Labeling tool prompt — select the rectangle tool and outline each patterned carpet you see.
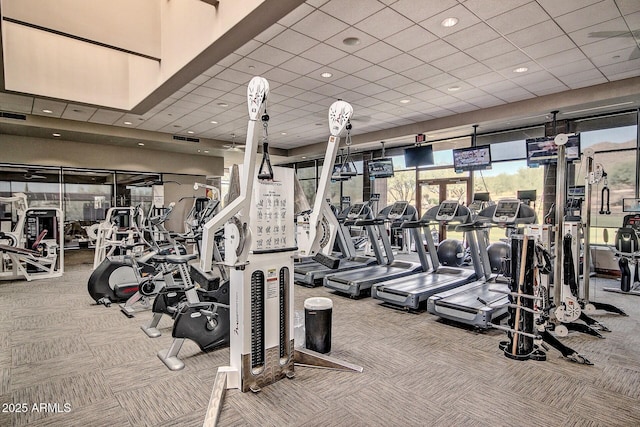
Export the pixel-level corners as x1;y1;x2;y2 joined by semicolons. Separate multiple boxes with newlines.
1;249;639;426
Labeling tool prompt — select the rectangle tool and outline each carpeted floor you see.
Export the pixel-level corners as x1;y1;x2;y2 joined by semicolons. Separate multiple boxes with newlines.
1;249;640;426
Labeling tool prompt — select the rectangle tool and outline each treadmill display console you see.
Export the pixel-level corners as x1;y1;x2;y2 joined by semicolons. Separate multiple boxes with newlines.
435;201;459;221
492;200;520;223
347;203;365;219
388;201;408;220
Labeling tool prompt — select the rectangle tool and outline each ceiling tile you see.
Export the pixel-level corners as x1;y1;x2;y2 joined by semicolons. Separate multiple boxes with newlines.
522;35;578;59
319;0;386;25
279;56;323;76
466;37;516;61
554;0;622;33
234;40;262;57
88;109;125;125
313;84;348;97
504;20;564;48
355;7;414;39
419;4;481;38
487;2;550;35
395;81;431;96
353;41;402;63
262;68;301;85
567;17;628;46
268;29;319;55
289;76;324;91
558;68;605;85
449;62;492;80
391;0;458;23
372;89;407;102
410;39;458;62
300;43;349;64
430;52;476;72
376;73;414;89
536;48;587;69
323;27;378;53
192;86;225;99
399;63;441;81
466;94;506;108
274;85;307;98
330;74;370;89
495;87;536;102
565;76;609;89
278;3;315;27
354;83;389;96
254;23;286;43
537;0;602;18
0;92;33;113
230;57;273;75
378;53;424;73
580;35;639;59
590;45;639;67
217;53;242;68
599;57;640;77
466;72;505;87
419;72;459;88
617;0;640;14
483;50;532;70
384;24;439;51
547;59;602;78
202;77;240;92
247;44;295;67
292;10;349;41
444;22;500;51
32;99;67;118
180;93;215;106
462;0;530;20
352;64;395;81
328;55;372;74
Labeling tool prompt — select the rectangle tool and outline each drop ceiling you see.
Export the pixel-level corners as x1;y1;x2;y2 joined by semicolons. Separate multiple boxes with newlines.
1;0;639;165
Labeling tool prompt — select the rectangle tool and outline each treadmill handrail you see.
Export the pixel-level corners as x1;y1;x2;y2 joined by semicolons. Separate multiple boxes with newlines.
354;218;385;226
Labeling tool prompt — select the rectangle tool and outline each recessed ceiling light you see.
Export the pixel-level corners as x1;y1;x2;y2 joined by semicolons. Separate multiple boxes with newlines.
124;121;133;125
52;133;61;137
343;37;361;46
447;86;461;92
281;132;287;135
441;17;458;28
302;156;307;159
42;109;53;114
210;120;218;124
138;142;145;146
321;72;333;78
187;130;195;134
204;150;209;153
400;99;410;104
217;102;228;107
513;67;528;73
198;149;201;153
248;65;255;70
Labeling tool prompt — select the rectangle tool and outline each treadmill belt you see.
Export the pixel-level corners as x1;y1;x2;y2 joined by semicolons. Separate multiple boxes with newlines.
437;283;509;312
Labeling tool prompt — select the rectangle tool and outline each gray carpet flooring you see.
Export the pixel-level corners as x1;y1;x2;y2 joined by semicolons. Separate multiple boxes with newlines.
1;249;640;426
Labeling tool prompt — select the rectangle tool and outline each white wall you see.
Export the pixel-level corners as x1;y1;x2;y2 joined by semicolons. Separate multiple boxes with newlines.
0;135;224;176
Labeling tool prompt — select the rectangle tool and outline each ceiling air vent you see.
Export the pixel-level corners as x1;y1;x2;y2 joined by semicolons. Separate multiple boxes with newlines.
173;135;200;143
0;111;27;120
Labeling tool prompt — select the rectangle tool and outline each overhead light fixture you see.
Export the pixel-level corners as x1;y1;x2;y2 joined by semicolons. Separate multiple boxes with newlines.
281;132;287;135
441;17;458;28
124;121;133;125
321;72;333;78
210;120;218;124
204;150;209;153
513;67;528;73
343;37;361;46
248;65;255;70
138;142;145;146
42;109;53;114
52;133;61;137
302;156;307;159
187;130;195;134
565;101;634;116
447;86;461;92
217;102;228;107
400;99;410;104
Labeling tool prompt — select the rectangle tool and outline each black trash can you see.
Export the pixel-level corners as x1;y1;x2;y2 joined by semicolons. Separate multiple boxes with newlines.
304;297;333;354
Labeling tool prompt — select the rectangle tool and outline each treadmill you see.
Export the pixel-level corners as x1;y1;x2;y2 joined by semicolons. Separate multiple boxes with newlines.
426;199;536;328
294;202;378;287
372;201;481;310
324;201;425;298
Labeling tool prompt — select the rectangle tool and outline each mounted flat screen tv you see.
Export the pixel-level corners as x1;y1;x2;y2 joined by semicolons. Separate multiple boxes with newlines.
526;134;580;167
404;145;434;167
452;145;492;173
367;158;394;179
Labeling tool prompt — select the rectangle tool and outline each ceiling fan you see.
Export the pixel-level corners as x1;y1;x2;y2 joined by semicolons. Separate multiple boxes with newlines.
588;29;640;60
23;169;47;180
